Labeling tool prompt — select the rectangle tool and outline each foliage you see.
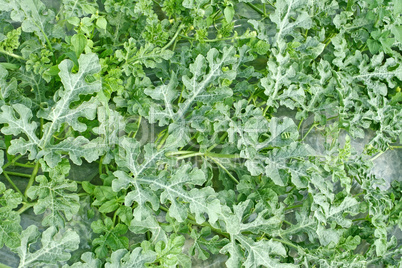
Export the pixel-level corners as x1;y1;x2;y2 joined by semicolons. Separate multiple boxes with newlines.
0;0;401;267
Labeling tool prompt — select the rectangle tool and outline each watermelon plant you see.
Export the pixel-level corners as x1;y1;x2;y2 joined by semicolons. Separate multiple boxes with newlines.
0;0;401;267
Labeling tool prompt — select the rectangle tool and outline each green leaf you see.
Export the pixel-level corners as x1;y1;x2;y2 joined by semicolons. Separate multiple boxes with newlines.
393;0;402;15
91;217;129;259
0;103;40;159
0;181;23;209
144;163;222;224
154;234;191;268
245;142;315;186
105;248;156;268
115;38;173;77
96;17;107;30
224;6;235;23
130;215;167;244
222;236;296;268
352;52;402;96
0;53;102;167
146;47;236;127
2;0;55;41
269;0;312;43
261;53;296;109
63;252;102;268
0;200;22;248
39;53;101;136
71;34;87;57
0;150;3;174
0;27;21;53
14;225;80;268
313;195;360;228
26;161;80;228
62;0;98;18
0;64;18;100
189;227;228;260
114;170;160;219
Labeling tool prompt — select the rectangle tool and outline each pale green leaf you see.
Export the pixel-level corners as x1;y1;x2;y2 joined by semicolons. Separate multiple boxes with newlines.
15;225;80;268
105;248;156;268
26;163;80;228
63;252;102;268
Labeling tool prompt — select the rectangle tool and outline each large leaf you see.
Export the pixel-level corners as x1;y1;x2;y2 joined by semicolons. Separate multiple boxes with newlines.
14;225;80;268
269;0;312;43
145;47;237;127
144;163;222;224
0;0;55;41
0;53;102;167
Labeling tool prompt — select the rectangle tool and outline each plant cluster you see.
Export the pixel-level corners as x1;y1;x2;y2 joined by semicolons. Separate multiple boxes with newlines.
0;0;401;267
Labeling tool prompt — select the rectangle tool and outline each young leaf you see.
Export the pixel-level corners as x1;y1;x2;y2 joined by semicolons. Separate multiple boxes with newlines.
0;182;22;248
26;161;80;228
91;217;129;259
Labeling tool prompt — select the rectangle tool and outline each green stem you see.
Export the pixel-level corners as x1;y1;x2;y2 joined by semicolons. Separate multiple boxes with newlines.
3;171;31;178
297;118;304;131
155;129;167;144
301;123;318;141
17;202;35;214
24;161;40;199
208;157;239;184
263;105;269;117
113;210;117;225
352;217;370;222
188;218;230;239
282;220;292;225
165;151;198;156
272;238;300;250
206;132;228;152
0;262;12;268
161;24;185;51
167;150;241;160
132;116;142;139
326;115;338;121
246;3;265;16
370;145;401;162
370;151;384;162
285;204;303;211
205;152;241;159
3;172;27;202
2;155;23;170
99;155;104;175
13;162;35;168
324;33;336;48
0;49;25;61
157;131;169;150
176;152;204;160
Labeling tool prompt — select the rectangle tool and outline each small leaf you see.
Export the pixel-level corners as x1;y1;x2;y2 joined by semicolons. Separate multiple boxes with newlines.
224;6;235;23
105;248;156;268
71;33;87;57
96;17;107;30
